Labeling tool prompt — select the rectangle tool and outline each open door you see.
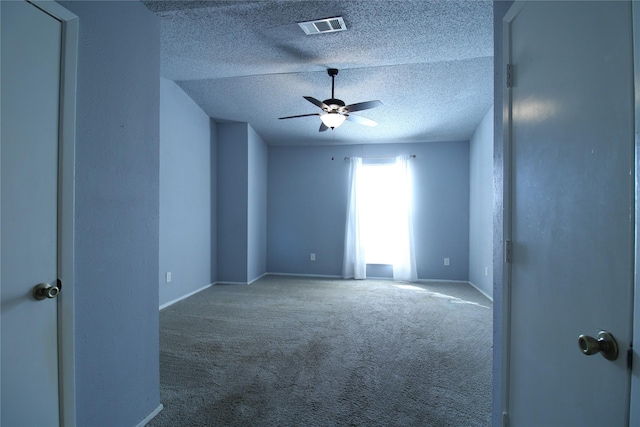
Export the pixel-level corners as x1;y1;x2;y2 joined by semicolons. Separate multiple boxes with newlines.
0;1;77;425
504;1;634;425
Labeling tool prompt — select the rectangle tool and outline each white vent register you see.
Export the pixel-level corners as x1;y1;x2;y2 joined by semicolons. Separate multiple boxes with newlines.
298;17;346;35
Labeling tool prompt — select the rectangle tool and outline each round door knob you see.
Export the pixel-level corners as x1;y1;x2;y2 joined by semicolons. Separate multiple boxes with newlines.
33;281;60;300
578;331;618;361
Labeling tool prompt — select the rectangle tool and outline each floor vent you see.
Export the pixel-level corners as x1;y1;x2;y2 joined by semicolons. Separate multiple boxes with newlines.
298;17;346;35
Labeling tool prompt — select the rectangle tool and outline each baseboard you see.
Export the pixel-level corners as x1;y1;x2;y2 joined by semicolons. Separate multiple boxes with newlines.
266;272;342;279
159;283;214;310
267;274;475;283
416;279;471;285
136;404;163;427
216;280;249;285
467;280;493;302
249;272;268;284
217;273;268;286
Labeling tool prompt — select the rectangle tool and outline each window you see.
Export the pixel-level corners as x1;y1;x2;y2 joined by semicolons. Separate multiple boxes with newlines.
343;156;417;281
358;161;407;264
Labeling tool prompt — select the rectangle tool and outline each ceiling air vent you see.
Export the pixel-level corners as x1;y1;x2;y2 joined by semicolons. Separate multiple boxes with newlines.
298;17;346;35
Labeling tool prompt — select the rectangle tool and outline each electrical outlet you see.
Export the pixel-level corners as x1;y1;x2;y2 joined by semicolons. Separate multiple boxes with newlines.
310;253;316;261
166;272;172;283
444;258;450;266
485;266;489;276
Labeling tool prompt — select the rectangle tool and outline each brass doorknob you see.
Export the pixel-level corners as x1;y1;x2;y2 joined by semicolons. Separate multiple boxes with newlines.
578;331;618;361
33;281;61;300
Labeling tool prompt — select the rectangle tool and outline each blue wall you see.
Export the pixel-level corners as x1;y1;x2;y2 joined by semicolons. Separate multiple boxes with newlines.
159;78;216;307
217;122;268;283
247;125;268;281
217;123;249;283
59;1;161;425
267;145;351;276
469;106;494;298
267;142;470;281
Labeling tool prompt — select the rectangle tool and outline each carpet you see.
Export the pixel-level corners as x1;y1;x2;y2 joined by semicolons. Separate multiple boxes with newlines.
149;276;492;426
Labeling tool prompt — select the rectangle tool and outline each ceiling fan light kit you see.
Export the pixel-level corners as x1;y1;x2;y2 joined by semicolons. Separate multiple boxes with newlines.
279;68;382;132
320;112;346;129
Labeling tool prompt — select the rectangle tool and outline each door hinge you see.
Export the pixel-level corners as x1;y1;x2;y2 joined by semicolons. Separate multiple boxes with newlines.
505;240;512;264
628;342;633;372
506;64;513;88
502;411;509;427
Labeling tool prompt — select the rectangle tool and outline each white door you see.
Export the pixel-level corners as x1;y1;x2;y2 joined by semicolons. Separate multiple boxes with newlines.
506;1;634;425
1;1;63;425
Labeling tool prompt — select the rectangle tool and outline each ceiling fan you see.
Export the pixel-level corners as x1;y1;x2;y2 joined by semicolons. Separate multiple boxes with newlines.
278;68;382;132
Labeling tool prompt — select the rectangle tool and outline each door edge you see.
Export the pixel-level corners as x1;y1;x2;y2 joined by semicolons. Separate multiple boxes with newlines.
28;2;78;426
631;1;640;425
499;2;526;425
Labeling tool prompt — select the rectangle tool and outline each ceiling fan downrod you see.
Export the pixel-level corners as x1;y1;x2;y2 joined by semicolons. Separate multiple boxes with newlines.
328;68;338;100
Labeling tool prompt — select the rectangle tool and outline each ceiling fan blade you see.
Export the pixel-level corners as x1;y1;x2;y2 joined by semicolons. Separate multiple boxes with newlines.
304;96;329;110
319;122;329;132
345;100;383;113
278;113;320;120
345;114;377;127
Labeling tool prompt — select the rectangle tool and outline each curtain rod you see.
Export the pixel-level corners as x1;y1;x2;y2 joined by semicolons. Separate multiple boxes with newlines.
342;154;417;161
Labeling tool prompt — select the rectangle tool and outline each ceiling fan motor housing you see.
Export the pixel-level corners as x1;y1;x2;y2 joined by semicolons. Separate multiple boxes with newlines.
323;98;346;112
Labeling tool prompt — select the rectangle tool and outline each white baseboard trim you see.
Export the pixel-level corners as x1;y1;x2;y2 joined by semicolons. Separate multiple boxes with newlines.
467;280;494;302
416;279;471;285
136;404;163;427
266;272;343;279
216;280;249;285
249;272;268;284
159;283;214;310
266;274;477;283
217;272;269;286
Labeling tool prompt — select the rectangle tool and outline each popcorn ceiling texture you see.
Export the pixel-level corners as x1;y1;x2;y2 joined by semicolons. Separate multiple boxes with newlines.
144;0;493;145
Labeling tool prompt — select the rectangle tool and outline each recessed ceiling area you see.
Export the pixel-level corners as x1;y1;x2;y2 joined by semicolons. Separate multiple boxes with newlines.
143;0;494;145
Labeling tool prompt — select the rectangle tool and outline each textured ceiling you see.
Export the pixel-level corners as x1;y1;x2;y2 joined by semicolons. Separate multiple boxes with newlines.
144;0;494;145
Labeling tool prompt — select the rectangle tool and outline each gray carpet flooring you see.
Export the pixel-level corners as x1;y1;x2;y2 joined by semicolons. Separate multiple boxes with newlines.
150;276;492;427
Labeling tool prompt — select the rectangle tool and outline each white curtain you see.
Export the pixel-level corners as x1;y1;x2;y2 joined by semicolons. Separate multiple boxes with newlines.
342;155;417;282
391;156;417;282
342;157;366;279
